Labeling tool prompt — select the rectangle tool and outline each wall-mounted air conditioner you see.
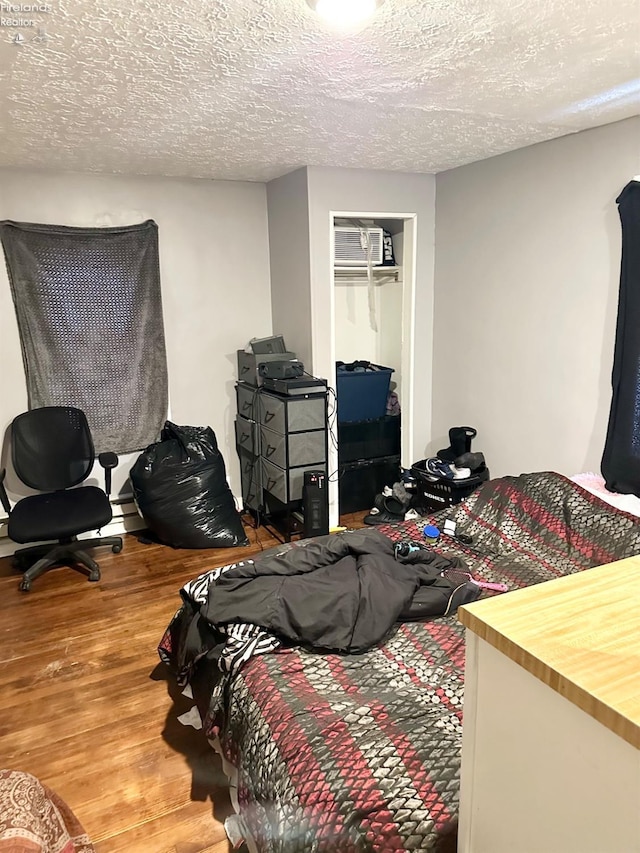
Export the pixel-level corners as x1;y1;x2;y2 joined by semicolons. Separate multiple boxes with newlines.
334;226;384;266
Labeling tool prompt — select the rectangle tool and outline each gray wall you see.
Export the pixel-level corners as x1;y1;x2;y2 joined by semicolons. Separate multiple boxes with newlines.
266;167;313;367
3;116;634;517
433;116;640;479
0;168;272;502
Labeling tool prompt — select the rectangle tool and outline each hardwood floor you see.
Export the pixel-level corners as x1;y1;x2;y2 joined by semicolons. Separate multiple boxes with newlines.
0;515;365;852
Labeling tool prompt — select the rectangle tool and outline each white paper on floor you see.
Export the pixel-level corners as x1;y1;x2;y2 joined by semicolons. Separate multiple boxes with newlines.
177;706;202;730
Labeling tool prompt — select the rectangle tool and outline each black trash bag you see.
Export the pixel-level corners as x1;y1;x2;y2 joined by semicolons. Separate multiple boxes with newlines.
130;421;248;549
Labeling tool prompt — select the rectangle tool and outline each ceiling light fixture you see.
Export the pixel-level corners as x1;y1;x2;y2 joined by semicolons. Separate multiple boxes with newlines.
306;0;385;30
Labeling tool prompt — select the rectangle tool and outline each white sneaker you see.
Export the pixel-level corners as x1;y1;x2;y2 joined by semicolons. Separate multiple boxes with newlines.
452;467;471;480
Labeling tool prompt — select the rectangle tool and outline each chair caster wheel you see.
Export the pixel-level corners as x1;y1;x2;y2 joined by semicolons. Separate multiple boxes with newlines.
19;579;31;592
112;543;122;554
88;571;100;582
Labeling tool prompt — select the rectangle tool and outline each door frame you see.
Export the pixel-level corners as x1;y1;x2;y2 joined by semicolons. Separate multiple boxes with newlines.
327;210;418;525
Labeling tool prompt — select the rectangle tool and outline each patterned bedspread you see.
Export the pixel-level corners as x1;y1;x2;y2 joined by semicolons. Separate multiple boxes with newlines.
159;472;640;852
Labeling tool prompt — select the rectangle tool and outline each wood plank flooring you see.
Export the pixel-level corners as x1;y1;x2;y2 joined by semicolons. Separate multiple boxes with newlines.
0;515;365;852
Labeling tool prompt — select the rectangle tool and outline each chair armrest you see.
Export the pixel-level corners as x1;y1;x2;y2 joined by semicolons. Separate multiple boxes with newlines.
98;452;119;498
0;468;11;515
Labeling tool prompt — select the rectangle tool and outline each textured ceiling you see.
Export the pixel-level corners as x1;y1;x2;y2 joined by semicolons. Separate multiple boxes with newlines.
0;0;638;181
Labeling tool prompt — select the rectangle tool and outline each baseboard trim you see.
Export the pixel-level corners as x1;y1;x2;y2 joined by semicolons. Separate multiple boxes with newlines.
0;492;245;558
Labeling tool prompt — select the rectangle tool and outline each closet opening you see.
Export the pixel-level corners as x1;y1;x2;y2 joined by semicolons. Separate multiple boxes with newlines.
329;212;417;522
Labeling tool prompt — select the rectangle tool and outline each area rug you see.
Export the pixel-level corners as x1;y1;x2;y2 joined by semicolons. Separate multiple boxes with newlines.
0;770;95;853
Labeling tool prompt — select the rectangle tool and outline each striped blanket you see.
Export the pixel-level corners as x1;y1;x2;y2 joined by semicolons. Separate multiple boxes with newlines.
159;472;640;852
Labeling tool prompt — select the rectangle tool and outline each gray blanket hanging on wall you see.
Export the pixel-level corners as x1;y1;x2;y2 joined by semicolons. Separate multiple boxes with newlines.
0;219;168;453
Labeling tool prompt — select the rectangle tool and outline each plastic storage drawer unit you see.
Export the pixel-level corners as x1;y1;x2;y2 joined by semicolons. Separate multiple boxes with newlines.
338;415;400;462
338;454;401;514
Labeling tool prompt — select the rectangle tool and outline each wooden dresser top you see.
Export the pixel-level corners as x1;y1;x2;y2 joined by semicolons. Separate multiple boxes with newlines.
459;557;640;748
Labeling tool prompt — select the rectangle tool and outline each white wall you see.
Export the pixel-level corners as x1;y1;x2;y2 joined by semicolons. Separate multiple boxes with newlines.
266;168;313;368
0;168;272;512
433;117;640;479
333;277;403;375
306;167;436;460
334;227;404;388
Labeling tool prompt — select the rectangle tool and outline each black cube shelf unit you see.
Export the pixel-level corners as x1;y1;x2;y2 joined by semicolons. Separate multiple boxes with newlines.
338;415;401;514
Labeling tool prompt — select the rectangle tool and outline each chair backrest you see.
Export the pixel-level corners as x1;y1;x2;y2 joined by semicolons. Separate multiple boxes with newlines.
11;407;95;491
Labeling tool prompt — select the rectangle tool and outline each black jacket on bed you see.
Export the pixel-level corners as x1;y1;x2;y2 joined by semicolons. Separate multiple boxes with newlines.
200;529;479;654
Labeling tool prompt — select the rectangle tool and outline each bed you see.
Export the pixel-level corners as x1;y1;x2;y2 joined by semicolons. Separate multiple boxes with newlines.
158;471;640;852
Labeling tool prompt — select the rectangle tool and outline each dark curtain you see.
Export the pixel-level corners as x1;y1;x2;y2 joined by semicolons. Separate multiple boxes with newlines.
601;181;640;494
0;219;168;454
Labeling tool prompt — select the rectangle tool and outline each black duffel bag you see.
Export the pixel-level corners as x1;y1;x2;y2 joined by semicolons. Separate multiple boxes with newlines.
130;421;248;548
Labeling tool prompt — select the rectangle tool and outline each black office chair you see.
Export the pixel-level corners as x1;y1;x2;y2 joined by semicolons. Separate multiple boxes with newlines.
0;406;122;592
